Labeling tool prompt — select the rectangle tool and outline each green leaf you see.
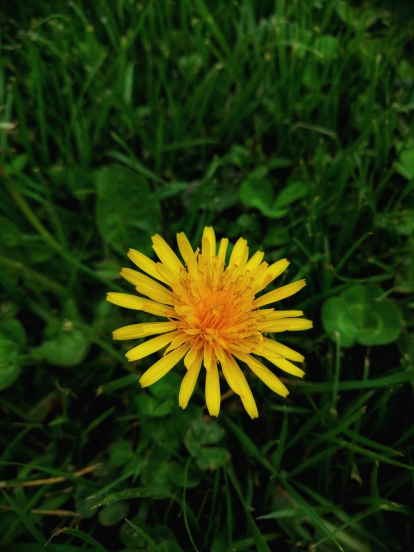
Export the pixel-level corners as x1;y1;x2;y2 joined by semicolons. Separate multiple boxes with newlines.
169;461;201;488
374;211;414;237
99;501;130;527
92;488;169;510
8;154;29;174
75;484;98;518
314;35;339;61
93;259;122;281
141;458;174;494
257;506;333;520
150;371;182;399
293;371;414;393
227;467;272;552
155;528;183;552
279;479;343;551
55;528;108;552
0;335;21;392
119;516;148;548
234;214;261;238
32;326;90;367
185;418;230;470
335;1;359;26
321;285;401;347
96;165;160;254
109;440;134;467
225;417;275;474
268;157;292;169
272;182;308;209
124;519;161;552
97;374;140;395
341;284;380;304
154;182;189;200
0;317;26;391
239;178;287;219
321;297;358;347
185;419;225;456
240;178;273;212
196;446;230;470
396;148;414;180
263;227;289;247
0;217;22;247
1;490;46;546
336;440;414;472
272;410;288;473
356;301;401;346
0;319;27;349
138;394;175;417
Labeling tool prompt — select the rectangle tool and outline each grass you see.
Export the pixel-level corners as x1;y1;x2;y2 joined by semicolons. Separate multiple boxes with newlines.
1;0;414;550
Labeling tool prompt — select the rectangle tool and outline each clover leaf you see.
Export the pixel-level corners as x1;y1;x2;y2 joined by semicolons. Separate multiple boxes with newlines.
185;419;230;470
322;284;401;347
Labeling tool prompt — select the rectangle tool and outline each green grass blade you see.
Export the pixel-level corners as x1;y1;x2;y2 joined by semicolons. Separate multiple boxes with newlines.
278;479;343;551
227;465;272;552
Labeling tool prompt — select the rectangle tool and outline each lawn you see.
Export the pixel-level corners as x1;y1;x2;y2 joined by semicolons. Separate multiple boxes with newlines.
1;1;414;551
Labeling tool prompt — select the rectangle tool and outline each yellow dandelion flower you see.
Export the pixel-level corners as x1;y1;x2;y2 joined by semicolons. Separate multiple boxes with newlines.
107;227;312;419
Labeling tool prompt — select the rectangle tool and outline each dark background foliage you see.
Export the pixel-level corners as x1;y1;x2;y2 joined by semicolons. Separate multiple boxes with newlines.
0;1;413;550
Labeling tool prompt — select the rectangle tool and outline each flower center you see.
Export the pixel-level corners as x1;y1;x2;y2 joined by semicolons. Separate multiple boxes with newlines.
171;265;263;356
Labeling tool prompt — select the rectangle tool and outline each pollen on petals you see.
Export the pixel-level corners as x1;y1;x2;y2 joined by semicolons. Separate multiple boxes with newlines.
108;227;312;418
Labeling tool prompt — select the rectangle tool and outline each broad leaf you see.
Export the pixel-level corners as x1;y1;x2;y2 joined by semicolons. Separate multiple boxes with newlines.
322;285;401;347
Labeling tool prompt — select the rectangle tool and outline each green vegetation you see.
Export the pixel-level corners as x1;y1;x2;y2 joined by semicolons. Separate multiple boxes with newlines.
1;1;414;550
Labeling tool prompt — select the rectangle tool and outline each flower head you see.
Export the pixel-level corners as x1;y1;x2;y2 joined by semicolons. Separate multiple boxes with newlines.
107;227;312;418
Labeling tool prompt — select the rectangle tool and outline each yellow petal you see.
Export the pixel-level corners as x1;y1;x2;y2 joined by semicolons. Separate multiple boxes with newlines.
248;262;269;287
288;319;313;330
106;293;174;318
253;279;307;308
140;343;190;388
120;268;173;305
152;234;184;276
156;262;180;286
254;259;290;292
202;236;212;274
127;249;168;284
197;253;208;283
229;237;248;270
113;321;176;340
240;394;258;419
184;345;199;369
165;332;194;354
211;340;226;365
217;238;229;268
263;338;304;362
126;331;180;361
106;293;147;310
262;310;304;320
220;358;238;394
253;346;282;359
177;232;195;264
258;319;313;332
222;353;258;419
203;227;216;256
205;359;220;417
204;341;213;371
179;349;203;409
244;250;264;272
261;356;305;378
140;301;176;318
235;353;289;397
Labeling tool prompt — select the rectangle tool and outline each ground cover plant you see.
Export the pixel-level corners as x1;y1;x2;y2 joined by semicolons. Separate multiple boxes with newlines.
1;0;414;550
